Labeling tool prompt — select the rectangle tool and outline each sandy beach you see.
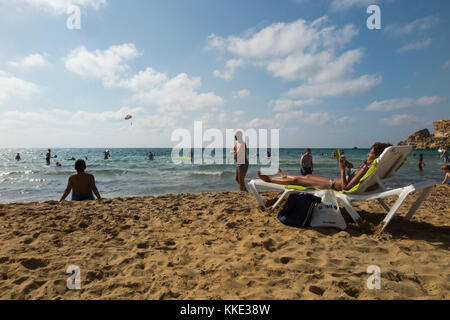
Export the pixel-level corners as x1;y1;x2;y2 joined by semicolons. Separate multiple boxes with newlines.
0;185;448;300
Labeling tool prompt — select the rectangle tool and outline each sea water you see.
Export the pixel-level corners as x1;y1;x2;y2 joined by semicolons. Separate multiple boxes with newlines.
0;148;445;203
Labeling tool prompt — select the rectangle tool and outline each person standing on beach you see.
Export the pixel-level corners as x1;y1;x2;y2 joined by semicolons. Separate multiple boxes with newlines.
231;131;248;192
15;153;21;161
441;164;450;184
60;159;101;201
46;149;51;165
417;154;425;171
300;148;313;176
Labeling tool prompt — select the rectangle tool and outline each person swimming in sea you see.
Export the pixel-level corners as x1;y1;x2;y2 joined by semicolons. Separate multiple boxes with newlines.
417;154;425;171
60;159;102;201
258;142;391;191
148;152;154;160
56;162;62;167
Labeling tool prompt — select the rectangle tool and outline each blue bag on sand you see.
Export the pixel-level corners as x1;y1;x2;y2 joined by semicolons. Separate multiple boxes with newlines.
278;193;322;227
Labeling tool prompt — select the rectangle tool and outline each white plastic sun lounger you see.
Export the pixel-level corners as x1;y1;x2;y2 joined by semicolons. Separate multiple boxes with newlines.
248;146;436;233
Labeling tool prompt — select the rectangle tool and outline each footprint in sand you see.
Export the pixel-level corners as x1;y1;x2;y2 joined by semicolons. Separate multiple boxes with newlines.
20;258;48;270
309;285;325;296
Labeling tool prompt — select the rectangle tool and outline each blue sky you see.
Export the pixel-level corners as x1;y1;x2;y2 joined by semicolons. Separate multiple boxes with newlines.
0;0;449;148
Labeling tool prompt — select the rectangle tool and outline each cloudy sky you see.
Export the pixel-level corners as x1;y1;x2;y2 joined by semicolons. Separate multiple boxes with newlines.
0;0;449;148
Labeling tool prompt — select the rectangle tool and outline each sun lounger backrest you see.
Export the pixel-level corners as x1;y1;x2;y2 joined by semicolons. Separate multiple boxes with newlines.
376;146;412;180
349;146;412;195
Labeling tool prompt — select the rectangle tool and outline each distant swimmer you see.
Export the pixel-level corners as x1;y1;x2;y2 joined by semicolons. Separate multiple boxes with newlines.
46;149;51;165
148;152;154;160
56;162;62;167
441;149;449;162
15;153;21;161
60;159;102;202
267;151;271;158
104;150;110;160
85;157;88;160
67;157;76;161
417;154;425;172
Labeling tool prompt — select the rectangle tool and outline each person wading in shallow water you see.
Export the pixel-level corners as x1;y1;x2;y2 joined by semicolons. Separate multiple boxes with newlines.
60;159;102;201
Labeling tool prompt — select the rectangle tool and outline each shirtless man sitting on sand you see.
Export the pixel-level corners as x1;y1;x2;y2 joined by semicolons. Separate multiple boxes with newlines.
60;159;102;201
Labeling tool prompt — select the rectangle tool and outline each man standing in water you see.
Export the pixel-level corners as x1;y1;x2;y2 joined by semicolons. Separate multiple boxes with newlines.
300;148;314;176
46;149;51;165
231;131;249;192
15;153;21;161
104;150;110;160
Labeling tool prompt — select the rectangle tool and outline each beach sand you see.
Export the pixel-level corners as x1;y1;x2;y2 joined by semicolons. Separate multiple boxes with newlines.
0;185;448;300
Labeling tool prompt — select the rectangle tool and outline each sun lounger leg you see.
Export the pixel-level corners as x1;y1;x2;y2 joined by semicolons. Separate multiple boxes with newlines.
248;182;265;210
404;186;433;221
272;190;289;209
339;197;361;225
379;189;410;233
377;199;390;213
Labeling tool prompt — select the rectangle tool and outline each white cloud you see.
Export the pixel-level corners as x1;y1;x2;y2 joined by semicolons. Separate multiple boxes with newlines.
64;44;224;114
269;98;318;112
397;39;432;53
287;74;382;98
232;89;250;99
0;70;40;104
366;96;446;111
8;53;47;68
208;17;380;97
63;43;141;87
336;116;356;124
118;67;224;112
385;15;440;37
381;114;422;126
0;0;107;14
330;0;378;11
213;58;243;80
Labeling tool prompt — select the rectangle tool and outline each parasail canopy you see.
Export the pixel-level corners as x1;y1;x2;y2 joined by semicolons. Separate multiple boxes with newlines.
124;114;132;120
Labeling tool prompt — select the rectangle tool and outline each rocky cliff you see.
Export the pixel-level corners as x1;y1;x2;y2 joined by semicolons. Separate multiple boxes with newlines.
398;120;450;150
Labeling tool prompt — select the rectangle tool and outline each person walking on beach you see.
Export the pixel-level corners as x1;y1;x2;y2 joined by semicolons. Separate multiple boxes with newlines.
60;159;101;201
300;148;313;176
441;164;450;184
45;149;51;165
417;154;425;171
15;153;21;161
231;131;248;192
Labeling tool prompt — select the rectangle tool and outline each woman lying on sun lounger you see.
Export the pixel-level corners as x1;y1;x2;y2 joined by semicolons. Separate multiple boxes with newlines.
258;142;392;191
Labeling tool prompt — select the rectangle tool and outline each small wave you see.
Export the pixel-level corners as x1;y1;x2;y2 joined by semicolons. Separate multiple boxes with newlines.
191;171;224;176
